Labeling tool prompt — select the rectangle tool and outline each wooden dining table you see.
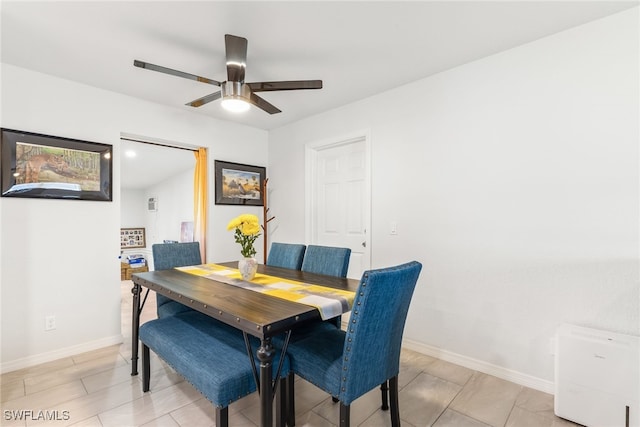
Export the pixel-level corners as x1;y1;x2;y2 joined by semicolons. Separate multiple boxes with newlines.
130;262;359;427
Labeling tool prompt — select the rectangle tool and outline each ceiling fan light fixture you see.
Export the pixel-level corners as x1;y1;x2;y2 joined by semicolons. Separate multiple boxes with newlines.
221;81;251;113
221;98;250;113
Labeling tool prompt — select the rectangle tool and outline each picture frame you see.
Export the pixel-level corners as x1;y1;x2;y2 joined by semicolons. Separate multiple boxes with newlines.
1;128;113;201
215;160;265;206
121;227;146;249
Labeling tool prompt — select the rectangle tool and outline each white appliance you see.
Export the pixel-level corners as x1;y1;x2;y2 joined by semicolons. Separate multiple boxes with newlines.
555;323;639;427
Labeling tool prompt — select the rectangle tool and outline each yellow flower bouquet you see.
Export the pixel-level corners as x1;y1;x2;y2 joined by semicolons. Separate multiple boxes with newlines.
227;214;261;258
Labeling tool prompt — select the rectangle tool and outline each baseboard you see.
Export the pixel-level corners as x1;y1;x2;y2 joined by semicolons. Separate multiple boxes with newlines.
402;338;555;394
0;334;123;374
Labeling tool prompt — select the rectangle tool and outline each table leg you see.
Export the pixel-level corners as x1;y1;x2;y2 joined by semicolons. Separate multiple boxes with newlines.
130;282;141;376
257;337;275;427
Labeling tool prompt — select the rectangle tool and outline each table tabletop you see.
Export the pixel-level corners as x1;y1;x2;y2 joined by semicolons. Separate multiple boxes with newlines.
131;261;359;339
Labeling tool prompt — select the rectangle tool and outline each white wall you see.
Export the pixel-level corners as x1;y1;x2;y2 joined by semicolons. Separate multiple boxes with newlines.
144;168;194;247
121;188;146;229
0;64;268;370
268;9;639;390
121;188;151;263
142;168;194;269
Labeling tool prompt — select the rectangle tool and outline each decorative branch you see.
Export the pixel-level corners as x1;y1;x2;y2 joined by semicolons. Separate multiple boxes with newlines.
261;178;276;264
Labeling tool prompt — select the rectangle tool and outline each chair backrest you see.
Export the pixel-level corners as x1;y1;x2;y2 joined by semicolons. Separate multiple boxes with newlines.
339;261;422;405
152;242;202;311
152;242;202;271
301;245;351;277
266;242;306;270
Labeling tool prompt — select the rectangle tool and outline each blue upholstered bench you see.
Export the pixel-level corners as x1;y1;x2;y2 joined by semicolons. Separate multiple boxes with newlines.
139;311;289;427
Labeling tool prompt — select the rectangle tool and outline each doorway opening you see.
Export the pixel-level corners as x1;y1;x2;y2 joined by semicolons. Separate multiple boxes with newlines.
119;134;199;271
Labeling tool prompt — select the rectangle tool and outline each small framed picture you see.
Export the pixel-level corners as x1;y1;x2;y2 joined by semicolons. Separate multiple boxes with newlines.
121;227;146;249
214;160;265;206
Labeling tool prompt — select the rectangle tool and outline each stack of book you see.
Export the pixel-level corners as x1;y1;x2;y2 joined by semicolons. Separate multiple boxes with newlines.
127;254;146;268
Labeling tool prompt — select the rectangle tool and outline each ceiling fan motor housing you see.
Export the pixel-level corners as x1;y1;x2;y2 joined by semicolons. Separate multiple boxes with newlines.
222;81;251;101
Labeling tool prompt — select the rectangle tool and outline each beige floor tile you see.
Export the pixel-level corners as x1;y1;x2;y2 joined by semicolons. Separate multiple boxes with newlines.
26;377;145;426
450;372;522;427
140;414;181;427
1;381;87;414
423;359;474;387
237;391;294;427
311;387;388;427
67;415;103;426
506;406;556;427
1;379;25;403
226;393;260;417
24;354;127;395
0;409;28;427
291;409;336;427
98;381;202;427
400;349;438;371
82;364;140;394
358;407;417;427
72;345;122;365
398;365;423;390
167;398;214;427
432;409;490;427
1;357;75;384
517;387;557;417
290;377;332;416
145;365;186;392
398;372;461;427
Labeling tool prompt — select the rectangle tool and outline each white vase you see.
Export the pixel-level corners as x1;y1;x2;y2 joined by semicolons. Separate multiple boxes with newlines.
238;257;258;281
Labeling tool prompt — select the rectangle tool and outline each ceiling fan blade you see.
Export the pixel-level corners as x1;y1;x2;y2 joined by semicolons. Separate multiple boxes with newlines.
225;34;248;83
249;93;281;114
186;91;222;108
248;80;323;92
134;60;221;86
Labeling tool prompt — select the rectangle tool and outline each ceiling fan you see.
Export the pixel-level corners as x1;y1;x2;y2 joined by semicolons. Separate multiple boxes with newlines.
134;34;322;114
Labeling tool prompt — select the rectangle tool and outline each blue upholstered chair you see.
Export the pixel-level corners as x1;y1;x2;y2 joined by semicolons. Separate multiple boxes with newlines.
286;261;422;427
282;244;352;422
301;245;351;330
301;245;351;277
140;311;289;427
152;242;201;317
266;242;306;270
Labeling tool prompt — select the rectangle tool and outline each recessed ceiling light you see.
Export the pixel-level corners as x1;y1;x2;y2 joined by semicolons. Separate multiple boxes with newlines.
125;150;137;158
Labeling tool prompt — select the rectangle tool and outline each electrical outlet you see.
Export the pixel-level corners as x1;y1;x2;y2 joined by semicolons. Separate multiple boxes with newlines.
45;315;56;331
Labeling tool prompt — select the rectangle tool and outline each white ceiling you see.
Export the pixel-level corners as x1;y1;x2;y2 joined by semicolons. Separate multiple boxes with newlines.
120;137;195;190
2;1;637;188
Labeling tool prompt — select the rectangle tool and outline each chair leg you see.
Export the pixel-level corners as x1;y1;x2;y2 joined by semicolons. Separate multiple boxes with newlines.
286;373;296;427
215;406;229;427
142;343;150;392
380;380;389;410
389;376;401;427
339;403;350;427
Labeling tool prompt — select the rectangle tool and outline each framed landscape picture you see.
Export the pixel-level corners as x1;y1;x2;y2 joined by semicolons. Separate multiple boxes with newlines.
0;128;113;201
214;160;265;206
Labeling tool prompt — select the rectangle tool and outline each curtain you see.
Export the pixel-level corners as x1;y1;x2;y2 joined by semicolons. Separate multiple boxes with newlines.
193;148;208;262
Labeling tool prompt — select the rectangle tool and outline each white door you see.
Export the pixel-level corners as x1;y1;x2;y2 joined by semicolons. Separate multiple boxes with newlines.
306;134;371;279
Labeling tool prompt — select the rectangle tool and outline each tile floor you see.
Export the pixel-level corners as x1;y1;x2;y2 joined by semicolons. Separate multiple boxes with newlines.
0;282;582;427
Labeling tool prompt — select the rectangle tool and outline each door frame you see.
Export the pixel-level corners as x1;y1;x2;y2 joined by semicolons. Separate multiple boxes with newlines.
304;129;372;274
